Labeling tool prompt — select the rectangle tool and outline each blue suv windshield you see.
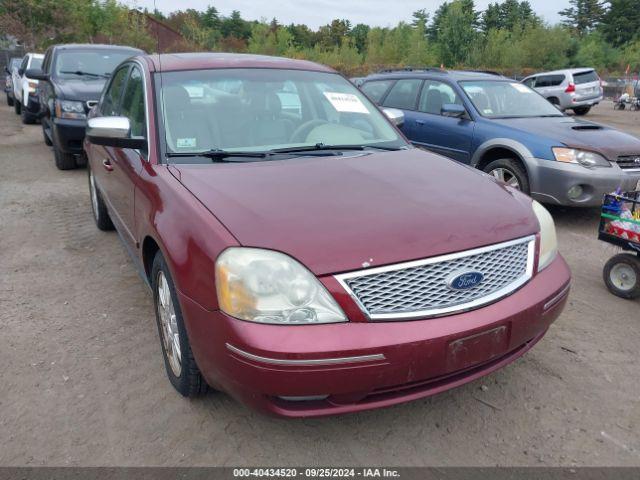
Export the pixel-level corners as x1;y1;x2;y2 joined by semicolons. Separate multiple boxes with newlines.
460;80;563;118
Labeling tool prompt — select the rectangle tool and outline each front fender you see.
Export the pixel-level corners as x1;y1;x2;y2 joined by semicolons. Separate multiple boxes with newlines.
470;138;534;169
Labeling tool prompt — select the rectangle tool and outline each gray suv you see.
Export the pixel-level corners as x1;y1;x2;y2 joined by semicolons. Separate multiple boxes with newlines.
522;68;603;115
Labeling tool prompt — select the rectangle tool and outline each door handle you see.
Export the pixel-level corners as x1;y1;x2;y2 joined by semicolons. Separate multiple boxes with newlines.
102;159;113;172
415;119;426;125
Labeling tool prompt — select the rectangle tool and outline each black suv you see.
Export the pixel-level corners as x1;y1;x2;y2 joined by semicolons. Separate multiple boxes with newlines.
27;44;143;170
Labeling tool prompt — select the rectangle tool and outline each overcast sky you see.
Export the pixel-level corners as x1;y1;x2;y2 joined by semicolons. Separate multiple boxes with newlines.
125;0;571;29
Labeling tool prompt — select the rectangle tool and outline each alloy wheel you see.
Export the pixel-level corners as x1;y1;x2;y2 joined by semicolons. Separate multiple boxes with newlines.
157;271;182;377
490;167;521;190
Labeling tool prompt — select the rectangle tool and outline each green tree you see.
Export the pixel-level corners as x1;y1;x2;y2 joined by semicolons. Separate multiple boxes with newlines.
436;0;479;66
559;0;605;35
600;0;640;47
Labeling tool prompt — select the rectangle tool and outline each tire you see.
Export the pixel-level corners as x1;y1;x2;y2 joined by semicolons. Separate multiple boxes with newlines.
548;97;560;107
87;164;114;231
42;123;53;146
573;106;591;116
603;254;640;300
53;137;77;170
14;98;21;115
614;102;626;110
6;93;13;107
151;251;208;397
21;105;36;124
482;158;530;194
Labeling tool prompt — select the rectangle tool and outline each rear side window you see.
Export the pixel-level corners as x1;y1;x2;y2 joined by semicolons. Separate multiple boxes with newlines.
382;79;422;110
534;75;565;87
360;80;393;103
573;70;598;85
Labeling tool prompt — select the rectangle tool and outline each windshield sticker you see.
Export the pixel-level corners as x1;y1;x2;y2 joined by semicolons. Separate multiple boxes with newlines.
323;92;369;114
176;138;197;148
184;85;204;98
511;83;532;93
483;109;494;115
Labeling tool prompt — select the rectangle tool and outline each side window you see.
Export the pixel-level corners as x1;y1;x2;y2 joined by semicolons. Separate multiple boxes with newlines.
535;75;564;87
418;80;462;115
382;79;422;110
100;66;129;116
360;80;394;104
523;77;536;88
120;66;146;139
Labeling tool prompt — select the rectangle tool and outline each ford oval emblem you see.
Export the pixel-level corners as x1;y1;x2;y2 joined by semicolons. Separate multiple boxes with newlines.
447;271;484;290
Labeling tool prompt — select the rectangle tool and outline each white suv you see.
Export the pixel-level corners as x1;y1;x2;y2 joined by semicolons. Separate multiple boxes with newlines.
12;53;44;124
522;68;603;116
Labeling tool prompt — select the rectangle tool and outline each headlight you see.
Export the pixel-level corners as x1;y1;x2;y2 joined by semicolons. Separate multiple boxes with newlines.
532;200;557;270
55;100;86;120
215;247;347;325
552;147;610;168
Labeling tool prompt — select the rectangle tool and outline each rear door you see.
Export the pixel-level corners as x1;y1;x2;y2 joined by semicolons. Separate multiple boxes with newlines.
531;74;565;99
410;79;474;164
572;70;601;101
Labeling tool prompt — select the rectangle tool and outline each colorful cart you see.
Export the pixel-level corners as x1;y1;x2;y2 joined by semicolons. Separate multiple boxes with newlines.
598;190;640;299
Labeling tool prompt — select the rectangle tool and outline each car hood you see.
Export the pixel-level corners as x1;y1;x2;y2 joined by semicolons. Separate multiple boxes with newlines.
171;149;538;276
492;116;640;160
55;77;107;102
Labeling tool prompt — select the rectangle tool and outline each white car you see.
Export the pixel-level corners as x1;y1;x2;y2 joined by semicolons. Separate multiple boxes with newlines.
12;53;44;124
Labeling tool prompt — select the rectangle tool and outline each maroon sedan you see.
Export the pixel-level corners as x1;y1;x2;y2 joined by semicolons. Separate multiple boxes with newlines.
84;53;571;417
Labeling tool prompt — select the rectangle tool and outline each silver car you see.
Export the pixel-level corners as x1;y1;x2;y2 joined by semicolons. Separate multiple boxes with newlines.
522;68;603;116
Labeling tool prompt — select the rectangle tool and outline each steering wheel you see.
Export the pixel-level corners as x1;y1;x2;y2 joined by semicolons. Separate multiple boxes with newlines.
290;119;328;143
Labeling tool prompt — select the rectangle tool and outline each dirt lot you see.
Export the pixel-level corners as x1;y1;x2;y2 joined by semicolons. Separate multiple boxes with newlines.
1;101;639;467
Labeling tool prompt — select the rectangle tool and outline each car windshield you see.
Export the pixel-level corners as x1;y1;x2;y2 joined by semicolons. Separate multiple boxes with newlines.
460;80;563;118
54;50;136;78
158;68;407;160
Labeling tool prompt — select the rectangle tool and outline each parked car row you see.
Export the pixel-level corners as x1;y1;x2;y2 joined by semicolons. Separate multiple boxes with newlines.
356;68;640;207
10;46;636;417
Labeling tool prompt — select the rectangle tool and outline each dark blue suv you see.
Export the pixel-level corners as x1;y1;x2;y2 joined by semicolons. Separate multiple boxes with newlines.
360;68;640;206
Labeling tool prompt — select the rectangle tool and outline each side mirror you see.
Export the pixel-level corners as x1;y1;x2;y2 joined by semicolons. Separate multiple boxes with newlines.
25;69;49;81
86;116;146;149
18;68;24;76
441;104;466;118
382;107;405;127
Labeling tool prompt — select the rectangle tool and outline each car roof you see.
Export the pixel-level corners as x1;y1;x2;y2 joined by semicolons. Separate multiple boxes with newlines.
141;52;335;74
527;68;595;77
51;43;144;53
363;68;510;82
26;53;44;59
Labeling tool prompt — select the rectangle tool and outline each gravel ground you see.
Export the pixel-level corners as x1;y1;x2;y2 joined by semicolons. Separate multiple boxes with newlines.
0;101;639;467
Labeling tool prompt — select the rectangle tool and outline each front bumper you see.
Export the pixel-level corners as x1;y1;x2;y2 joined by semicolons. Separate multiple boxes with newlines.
180;255;571;417
52;117;87;154
24;94;40;114
529;158;640;207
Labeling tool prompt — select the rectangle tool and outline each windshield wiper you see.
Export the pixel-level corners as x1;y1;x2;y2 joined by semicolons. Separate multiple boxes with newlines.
166;149;268;161
59;70;108;78
270;143;402;154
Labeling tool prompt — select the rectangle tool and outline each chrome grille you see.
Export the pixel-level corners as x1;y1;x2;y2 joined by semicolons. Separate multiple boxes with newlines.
336;236;535;320
617;155;640;170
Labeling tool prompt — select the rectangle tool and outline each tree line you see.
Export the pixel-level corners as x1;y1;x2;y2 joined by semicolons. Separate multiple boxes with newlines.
1;0;639;76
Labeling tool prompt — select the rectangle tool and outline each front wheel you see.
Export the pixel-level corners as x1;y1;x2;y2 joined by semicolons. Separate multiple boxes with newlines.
13;98;21;115
482;158;530;194
6;93;13;107
152;252;208;397
21;105;36;124
42;123;53;146
603;254;640;299
573;106;591;116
